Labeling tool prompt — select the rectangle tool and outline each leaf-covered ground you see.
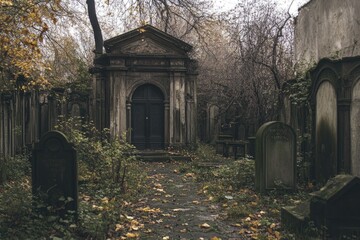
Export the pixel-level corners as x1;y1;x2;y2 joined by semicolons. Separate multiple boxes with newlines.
111;159;312;240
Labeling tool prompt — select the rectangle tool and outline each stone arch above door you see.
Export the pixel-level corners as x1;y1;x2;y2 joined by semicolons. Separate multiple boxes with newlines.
130;84;165;149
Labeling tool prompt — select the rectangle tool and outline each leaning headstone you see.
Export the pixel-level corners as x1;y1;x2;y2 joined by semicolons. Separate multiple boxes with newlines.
255;121;296;193
32;131;78;216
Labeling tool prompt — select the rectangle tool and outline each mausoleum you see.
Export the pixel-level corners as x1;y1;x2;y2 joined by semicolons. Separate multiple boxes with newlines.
91;25;198;149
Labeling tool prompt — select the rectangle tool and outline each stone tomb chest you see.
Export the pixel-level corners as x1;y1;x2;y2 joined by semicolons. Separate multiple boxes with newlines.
310;175;360;236
92;25;197;149
255;121;296;193
282;175;360;237
32;131;77;215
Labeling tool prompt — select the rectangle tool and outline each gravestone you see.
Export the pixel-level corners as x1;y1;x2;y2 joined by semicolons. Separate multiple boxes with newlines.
282;175;360;238
32;131;78;216
255;121;296;193
310;175;360;237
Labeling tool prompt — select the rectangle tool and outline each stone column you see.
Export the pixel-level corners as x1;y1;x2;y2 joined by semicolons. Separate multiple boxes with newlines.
164;101;170;147
126;101;131;142
338;100;351;173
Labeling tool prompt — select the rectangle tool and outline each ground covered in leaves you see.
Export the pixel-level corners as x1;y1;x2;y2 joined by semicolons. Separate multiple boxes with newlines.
111;158;313;240
1;144;318;239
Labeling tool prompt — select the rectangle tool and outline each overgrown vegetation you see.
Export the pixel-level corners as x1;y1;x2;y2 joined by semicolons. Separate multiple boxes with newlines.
188;144;319;239
0;117;146;239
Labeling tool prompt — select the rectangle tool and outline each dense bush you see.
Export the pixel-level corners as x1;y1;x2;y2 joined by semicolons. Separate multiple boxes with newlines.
0;117;146;239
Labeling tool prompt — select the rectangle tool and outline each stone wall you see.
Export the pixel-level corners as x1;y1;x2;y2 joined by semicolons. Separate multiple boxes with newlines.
295;0;360;64
0;89;89;164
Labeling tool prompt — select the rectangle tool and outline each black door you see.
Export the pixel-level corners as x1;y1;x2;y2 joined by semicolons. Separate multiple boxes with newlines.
131;84;164;149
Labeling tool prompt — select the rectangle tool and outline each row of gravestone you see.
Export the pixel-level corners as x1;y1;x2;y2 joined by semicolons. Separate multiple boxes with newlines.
31;125;360;237
255;121;360;238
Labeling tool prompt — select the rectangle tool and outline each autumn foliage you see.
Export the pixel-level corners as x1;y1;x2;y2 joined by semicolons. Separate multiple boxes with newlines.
0;0;61;91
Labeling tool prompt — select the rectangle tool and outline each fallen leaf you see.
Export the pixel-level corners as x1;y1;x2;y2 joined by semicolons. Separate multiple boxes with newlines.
136;206;161;213
185;173;195;178
173;208;190;212
163;236;170;240
231;223;242;227
239;229;246;234
115;224;124;232
200;223;211;229
125;232;138;238
211;237;222;240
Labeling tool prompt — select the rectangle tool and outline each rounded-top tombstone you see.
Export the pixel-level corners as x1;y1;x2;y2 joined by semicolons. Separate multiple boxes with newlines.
32;131;77;216
255;121;296;193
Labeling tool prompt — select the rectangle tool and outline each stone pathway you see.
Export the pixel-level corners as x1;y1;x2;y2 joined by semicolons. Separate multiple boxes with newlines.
128;161;241;240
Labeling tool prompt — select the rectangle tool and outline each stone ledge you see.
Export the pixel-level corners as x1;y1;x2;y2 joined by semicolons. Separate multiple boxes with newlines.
281;201;310;234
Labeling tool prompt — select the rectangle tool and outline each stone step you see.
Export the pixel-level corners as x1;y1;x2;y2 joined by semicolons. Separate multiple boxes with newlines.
135;151;192;162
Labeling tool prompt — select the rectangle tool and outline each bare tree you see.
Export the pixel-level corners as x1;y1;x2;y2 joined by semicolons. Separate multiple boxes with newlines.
226;0;295;124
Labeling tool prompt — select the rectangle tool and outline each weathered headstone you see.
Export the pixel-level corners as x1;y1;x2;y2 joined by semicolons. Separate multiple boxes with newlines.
255;121;296;193
32;131;78;216
282;175;360;238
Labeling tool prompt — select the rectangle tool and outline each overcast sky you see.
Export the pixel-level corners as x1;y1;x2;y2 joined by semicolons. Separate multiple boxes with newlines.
215;0;310;16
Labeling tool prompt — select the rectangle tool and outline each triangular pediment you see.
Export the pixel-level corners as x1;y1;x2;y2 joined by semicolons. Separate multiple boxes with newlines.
104;25;192;56
113;37;178;55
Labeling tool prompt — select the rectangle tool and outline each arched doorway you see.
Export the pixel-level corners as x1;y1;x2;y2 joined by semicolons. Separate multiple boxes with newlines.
131;84;164;149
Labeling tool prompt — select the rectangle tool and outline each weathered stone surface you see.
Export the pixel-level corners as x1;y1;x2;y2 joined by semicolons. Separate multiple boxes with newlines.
283;175;360;237
281;201;310;234
255;121;296;193
32;131;78;215
94;25;197;149
295;0;360;63
351;81;360;176
315;81;337;183
310;175;360;235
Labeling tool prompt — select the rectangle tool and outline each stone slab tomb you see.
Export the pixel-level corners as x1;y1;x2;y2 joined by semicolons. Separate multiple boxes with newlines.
32;131;78;216
282;175;360;237
255;121;296;193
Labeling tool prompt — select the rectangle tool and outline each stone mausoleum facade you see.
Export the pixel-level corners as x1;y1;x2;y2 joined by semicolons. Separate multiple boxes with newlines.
294;0;360;181
91;25;197;149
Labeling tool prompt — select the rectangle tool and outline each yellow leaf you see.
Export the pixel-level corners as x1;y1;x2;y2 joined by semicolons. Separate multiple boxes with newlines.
211;237;222;240
125;232;138;238
115;224;124;231
200;223;211;229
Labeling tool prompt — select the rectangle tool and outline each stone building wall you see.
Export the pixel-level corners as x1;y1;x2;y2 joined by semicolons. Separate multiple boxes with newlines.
295;0;360;64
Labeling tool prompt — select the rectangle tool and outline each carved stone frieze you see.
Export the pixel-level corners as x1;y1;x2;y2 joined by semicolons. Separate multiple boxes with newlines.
120;38;176;55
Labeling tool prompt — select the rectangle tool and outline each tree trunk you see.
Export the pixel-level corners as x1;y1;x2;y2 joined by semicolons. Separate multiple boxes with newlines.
86;0;103;56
